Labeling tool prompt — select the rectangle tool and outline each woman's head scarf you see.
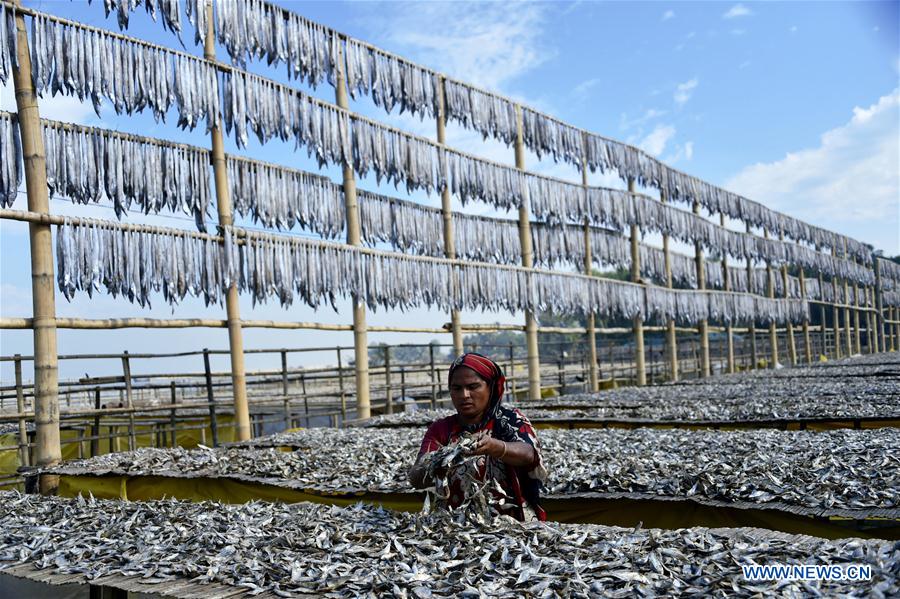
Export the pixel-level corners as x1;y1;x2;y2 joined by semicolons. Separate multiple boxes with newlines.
448;352;516;440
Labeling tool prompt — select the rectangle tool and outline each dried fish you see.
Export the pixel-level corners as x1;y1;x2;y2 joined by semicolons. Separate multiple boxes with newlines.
47;426;900;514
0;112;21;208
41;119;211;229
521;107;585;167
3;492;898;597
443;79;517;145
29;13;217;130
351;117;444;194
0;2;17;86
87;0;184;39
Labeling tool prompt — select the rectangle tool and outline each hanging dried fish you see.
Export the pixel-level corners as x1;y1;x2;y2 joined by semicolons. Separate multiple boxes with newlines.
526;173;586;223
56;219;226;307
87;0;184;39
442;79;517;145
227;156;345;236
0;112;22;208
350;116;444;194
215;0;338;88
358;190;443;256
521;107;585;167
446;149;523;210
29;13;218;130
222;69;350;166
41;119;211;229
0;2;17;86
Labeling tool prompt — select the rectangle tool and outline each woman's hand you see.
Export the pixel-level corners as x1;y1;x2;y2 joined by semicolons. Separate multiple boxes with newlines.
468;432;537;467
470;433;505;459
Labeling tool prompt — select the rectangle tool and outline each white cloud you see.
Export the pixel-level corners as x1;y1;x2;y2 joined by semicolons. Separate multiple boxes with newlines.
723;4;753;19
730;28;746;36
662;10;675;21
674;78;699;106
639;124;677;157
739;60;752;69
684;141;694;160
725;89;900;254
619;108;667;131
790;25;798;33
359;2;553;89
573;77;602;100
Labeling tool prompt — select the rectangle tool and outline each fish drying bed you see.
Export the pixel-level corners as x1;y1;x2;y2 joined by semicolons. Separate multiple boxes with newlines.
361;356;900;430
1;491;898;598
42;427;900;539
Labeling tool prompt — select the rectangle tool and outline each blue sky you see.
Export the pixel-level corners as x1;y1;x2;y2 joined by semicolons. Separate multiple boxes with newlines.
1;0;898;380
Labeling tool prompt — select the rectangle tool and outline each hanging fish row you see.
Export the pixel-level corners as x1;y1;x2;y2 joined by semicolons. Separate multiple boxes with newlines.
54;219;809;325
42;119;211;229
0;112;21;208
878;257;900;284
0;3;17;86
884;290;900;307
28;12;218;130
85;0;204;44
226;156;344;237
56;218;228;308
73;0;872;262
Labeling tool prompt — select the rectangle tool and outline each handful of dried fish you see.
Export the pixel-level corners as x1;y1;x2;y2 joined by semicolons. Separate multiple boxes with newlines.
420;433;496;524
1;492;897;597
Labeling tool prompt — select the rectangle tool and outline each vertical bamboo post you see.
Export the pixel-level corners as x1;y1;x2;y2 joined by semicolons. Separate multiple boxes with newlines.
202;349;219;447
91;386;100;458
662;192;679;380
436;76;464;357
120;351;136;451
204;3;250;440
14;356;30;467
894;306;900;351
692;202;710;377
762;228;779;367
873;258;884;352
719;215;735;373
830;247;842;359
429;345;437;409
746;224;758;369
798;268;813;363
336;347;347;420
384;346;393;414
333;45;371;418
778;229;797;366
514;105;541;400
581;152;598;392
12;2;60;494
281;350;290;429
169;381;178;447
838;245;852;358
627;178;646;386
866;286;876;353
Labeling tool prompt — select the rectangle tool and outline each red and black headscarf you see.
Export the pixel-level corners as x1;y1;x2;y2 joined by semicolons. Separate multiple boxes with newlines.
447;352;515;442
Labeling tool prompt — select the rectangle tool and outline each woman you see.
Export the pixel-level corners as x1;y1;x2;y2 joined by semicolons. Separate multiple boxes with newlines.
409;353;547;521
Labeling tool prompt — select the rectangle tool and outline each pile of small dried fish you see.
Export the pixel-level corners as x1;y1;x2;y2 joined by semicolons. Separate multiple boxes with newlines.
0;422;32;436
3;492;897;597
50;427;900;514
29;13;218;129
421;433;496;523
41;119;211;229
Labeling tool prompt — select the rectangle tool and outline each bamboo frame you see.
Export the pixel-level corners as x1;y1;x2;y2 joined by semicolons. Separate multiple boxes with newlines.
333;43;371;420
11;0;61;494
582;154;599;392
514;105;541;400
627;178;646;386
778;229;797;365
693;201;710;377
435;76;463;357
719;213;735;373
763;228;780;367
204;3;250;442
663;191;679;381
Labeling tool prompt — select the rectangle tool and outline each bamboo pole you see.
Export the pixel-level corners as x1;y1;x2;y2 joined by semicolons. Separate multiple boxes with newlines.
662;192;679;381
816;245;828;358
873;258;885;352
746;223;758;368
839;244;852;357
627;178;646;386
11;1;61;494
582;155;598;392
204;3;250;441
778;229;797;366
894;306;900;351
14;355;30;467
693;202;710;377
514;105;541;400
333;44;371;418
798;268;812;363
719;214;734;373
762;228;779;367
436;76;463;357
830;247;842;359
